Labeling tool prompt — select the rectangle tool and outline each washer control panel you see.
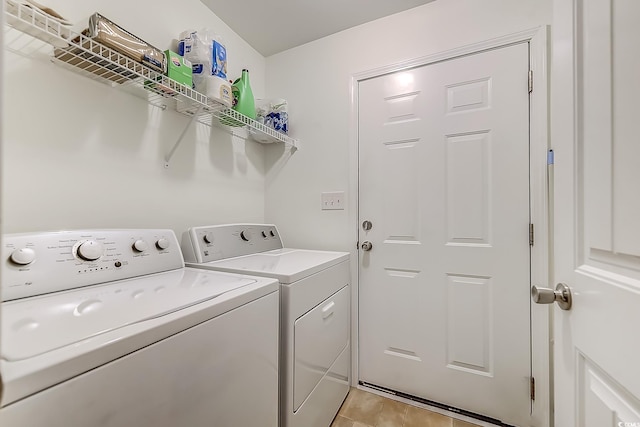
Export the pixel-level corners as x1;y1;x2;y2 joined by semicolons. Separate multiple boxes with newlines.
2;229;184;301
182;224;283;263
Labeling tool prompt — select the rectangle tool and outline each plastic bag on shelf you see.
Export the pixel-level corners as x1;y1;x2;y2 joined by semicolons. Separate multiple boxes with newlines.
178;29;227;93
257;99;288;134
250;99;289;143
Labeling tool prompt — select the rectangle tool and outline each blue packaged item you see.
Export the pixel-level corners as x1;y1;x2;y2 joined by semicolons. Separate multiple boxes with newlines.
265;111;288;134
212;40;227;79
178;30;196;56
255;99;288;134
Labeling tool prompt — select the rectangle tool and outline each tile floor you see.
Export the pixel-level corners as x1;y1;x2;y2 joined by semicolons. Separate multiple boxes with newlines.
332;388;482;427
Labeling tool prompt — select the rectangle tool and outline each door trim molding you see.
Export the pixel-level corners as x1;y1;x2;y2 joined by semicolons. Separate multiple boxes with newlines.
350;27;541;82
528;26;552;427
348;25;550;427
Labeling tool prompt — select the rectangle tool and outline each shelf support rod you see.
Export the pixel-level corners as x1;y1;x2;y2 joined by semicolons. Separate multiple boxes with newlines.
164;105;204;168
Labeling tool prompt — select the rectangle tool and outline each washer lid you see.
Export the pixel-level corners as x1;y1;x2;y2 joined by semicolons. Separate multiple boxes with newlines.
2;269;257;361
194;248;349;283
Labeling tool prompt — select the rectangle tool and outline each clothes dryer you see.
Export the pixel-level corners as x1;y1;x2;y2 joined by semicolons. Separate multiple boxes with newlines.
182;223;351;427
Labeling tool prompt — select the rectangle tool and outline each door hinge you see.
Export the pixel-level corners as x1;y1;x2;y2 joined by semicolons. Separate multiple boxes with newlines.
528;70;533;93
529;223;534;246
530;377;536;401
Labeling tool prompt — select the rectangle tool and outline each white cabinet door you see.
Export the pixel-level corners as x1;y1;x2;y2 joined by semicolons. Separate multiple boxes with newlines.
358;42;531;426
553;0;640;426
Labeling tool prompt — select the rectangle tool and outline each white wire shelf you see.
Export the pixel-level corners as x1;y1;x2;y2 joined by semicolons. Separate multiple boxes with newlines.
3;0;299;153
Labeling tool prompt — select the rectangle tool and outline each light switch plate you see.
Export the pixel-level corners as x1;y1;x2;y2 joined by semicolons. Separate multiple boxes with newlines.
321;191;345;210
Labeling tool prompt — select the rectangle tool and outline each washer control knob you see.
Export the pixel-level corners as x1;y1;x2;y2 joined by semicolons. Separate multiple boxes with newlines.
261;231;267;238
156;238;170;250
270;230;275;237
240;230;252;242
203;232;215;244
132;239;149;252
10;248;36;265
77;240;104;261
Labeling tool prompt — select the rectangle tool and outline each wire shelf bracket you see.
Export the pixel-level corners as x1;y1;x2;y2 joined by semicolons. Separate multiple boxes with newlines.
164;105;204;168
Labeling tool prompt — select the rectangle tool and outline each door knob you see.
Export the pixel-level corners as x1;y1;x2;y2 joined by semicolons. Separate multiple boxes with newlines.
531;283;572;310
361;241;373;251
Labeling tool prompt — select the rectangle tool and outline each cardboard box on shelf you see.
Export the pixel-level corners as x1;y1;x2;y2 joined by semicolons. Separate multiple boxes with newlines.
165;50;192;88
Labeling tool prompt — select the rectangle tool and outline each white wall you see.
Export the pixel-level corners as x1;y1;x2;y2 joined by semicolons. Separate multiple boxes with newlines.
2;0;266;235
264;0;552;251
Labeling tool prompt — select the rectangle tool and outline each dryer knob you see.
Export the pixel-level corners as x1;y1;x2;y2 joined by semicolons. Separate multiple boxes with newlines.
10;248;36;265
132;239;149;252
269;230;276;237
240;230;252;242
156;238;170;250
261;231;267;238
77;240;104;261
203;232;215;244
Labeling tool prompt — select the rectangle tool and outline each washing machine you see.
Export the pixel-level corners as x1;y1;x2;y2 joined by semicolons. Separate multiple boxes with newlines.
0;229;279;427
181;223;351;427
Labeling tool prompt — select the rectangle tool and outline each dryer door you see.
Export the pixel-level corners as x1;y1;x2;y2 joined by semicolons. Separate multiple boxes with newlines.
294;285;350;410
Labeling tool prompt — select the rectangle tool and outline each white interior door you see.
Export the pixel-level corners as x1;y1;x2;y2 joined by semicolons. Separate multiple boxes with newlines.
358;43;531;426
553;0;640;425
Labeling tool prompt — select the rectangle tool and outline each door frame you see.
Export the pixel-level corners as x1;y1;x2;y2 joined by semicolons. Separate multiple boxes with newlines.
348;26;551;426
0;0;5;402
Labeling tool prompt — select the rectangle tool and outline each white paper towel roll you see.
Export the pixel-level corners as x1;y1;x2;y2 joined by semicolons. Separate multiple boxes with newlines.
206;76;232;107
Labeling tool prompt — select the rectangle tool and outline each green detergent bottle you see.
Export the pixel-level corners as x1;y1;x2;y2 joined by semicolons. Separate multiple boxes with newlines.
232;69;256;120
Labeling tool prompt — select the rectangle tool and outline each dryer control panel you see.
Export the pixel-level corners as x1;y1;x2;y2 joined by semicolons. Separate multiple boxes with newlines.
182;224;284;263
2;229;184;301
